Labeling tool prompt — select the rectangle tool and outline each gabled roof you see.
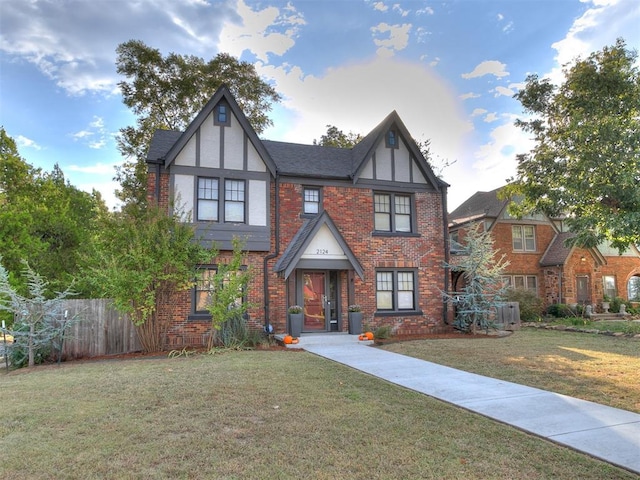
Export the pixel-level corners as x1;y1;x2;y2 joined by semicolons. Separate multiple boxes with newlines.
274;211;364;279
145;85;277;177
351;110;447;190
539;232;576;267
449;186;508;226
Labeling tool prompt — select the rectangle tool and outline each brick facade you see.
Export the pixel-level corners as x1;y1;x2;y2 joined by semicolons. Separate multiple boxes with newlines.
145;86;450;348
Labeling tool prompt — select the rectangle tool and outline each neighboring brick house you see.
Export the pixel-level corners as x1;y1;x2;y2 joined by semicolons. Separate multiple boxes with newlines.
146;86;450;347
448;186;640;309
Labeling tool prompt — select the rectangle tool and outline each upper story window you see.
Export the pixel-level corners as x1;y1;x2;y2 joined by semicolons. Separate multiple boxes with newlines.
512;225;535;251
224;179;245;223
215;104;230;126
197;177;219;221
376;270;417;312
374;193;413;233
303;187;321;215
386;129;398;148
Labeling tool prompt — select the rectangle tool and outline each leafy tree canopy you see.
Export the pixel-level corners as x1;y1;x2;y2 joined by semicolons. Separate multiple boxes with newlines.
313;125;363;148
114;40;281;211
0;128;108;296
505;39;640;252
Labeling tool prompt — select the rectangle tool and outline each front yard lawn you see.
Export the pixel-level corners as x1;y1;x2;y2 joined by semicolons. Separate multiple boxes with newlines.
1;348;637;479
381;328;640;414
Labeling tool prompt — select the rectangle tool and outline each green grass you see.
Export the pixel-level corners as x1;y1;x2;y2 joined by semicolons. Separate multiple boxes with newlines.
535;317;640;335
1;349;637;479
382;328;640;414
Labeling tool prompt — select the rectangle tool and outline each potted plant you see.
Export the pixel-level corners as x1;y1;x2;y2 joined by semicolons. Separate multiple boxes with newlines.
288;305;303;337
348;304;363;335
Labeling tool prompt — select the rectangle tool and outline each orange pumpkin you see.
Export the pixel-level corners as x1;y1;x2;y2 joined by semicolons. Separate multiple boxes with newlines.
283;335;293;344
291;338;299;344
358;335;365;341
365;331;374;340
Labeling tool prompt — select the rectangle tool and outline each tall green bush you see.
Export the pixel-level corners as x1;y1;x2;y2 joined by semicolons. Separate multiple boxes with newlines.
505;289;543;321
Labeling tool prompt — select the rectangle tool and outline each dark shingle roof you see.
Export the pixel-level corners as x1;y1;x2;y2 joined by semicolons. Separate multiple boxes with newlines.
146;130;182;162
262;140;354;179
540;232;576;266
448;186;508;225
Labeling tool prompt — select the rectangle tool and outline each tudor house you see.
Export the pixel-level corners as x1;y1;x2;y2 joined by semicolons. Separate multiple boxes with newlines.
448;186;640;309
146;86;450;348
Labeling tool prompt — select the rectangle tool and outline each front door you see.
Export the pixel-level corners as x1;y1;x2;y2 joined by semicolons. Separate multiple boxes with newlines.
576;276;590;304
302;271;339;332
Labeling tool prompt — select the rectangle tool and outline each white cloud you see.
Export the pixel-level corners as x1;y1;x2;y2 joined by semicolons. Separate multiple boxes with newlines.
372;2;388;12
462;60;509;79
446;117;533;209
0;0;237;95
392;4;410;17
459;92;481;100
218;0;304;62
483;112;499;123
471;108;487;117
16;135;42;150
417;6;435;15
257;57;472;167
549;0;640;84
67;162;119;175
371;23;412;57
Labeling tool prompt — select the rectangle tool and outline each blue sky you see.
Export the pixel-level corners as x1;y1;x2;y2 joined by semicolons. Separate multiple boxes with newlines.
1;0;639;210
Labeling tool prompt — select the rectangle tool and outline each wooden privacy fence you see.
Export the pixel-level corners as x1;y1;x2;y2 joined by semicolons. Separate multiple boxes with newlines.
61;299;141;359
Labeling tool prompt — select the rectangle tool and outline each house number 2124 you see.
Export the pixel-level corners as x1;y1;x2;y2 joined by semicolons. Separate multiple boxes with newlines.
316;249;329;255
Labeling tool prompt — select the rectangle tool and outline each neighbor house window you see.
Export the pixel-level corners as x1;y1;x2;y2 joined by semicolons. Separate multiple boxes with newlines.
303;187;321;215
603;275;616;299
512;225;536;251
197;177;219;221
224;179;245;222
628;276;640;301
374;193;413;233
376;270;417;311
503;275;537;292
215;104;230;126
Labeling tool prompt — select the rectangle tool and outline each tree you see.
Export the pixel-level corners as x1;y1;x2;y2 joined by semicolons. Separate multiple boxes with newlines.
206;237;253;350
114;40;281;211
0;258;80;368
505;39;640;252
444;223;509;333
0;128;108;297
313;125;363;148
90;204;211;352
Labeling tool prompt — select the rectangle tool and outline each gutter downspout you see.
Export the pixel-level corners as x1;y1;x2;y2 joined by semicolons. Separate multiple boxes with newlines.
441;184;450;325
263;175;280;332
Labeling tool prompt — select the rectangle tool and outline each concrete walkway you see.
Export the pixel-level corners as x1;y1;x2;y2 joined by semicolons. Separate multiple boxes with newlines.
287;333;640;474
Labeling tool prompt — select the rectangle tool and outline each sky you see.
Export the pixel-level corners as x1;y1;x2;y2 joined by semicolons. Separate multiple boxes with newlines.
1;0;639;211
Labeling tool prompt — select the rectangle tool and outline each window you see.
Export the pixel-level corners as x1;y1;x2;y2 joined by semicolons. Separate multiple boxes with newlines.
224;179;245;222
376;270;417;311
374;193;413;233
303;187;321;215
194;267;216;313
603;275;616;299
512;225;536;251
386;129;398;148
502;275;537;292
197;177;219;221
215;104;230;126
628;276;640;301
193;267;246;315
